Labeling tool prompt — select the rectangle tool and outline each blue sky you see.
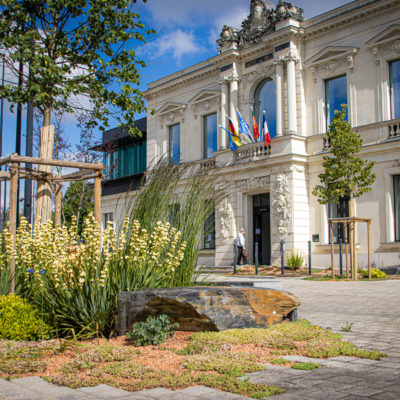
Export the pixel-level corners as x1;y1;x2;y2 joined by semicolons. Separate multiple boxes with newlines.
1;0;351;159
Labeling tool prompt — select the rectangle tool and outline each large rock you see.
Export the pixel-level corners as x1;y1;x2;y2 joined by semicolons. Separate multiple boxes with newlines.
118;286;300;334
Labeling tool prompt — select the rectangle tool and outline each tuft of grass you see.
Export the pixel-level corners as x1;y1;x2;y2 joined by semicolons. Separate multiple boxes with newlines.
183;353;265;377
83;346;140;363
271;357;290;365
340;321;353;332
0;359;46;375
291;362;319;370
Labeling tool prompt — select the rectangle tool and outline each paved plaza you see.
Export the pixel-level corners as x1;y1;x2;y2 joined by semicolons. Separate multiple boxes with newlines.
0;278;399;399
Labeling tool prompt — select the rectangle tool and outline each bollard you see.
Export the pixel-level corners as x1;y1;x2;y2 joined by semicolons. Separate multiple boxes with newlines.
339;239;343;277
255;242;259;275
233;244;237;275
308;240;312;275
280;240;285;276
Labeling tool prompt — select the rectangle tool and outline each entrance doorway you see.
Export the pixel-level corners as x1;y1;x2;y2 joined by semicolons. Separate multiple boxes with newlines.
253;193;271;265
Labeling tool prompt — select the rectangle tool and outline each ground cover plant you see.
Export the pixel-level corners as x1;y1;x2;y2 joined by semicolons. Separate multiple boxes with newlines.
0;320;385;399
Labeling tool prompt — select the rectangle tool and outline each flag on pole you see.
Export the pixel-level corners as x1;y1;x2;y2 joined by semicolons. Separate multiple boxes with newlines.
227;116;239;137
236;109;254;143
219;125;242;151
262;110;271;147
251;107;260;141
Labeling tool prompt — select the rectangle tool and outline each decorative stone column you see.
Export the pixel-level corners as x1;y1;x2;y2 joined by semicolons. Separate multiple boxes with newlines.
219;78;229;149
229;75;239;128
275;61;284;136
286;57;297;134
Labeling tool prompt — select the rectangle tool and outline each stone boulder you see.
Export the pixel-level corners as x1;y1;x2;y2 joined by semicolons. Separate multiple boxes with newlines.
118;286;300;335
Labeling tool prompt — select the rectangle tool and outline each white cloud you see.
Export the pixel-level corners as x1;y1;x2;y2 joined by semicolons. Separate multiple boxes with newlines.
147;29;205;64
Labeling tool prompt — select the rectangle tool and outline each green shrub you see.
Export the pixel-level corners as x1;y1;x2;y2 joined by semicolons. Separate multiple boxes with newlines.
126;314;178;346
291;362;319;370
0;294;51;341
362;268;386;279
286;250;304;270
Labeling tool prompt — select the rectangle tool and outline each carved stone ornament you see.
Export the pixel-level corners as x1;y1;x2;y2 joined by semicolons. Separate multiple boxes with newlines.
242;63;275;87
217;198;234;239
380;39;400;58
271;174;291;238
217;25;240;50
236;176;270;191
238;1;304;48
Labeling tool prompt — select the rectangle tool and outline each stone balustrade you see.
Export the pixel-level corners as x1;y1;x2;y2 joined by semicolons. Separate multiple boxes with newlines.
235;142;271;162
388;119;400;139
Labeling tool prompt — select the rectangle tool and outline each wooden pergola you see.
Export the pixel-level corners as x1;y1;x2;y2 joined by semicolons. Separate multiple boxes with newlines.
0;153;104;292
328;217;372;280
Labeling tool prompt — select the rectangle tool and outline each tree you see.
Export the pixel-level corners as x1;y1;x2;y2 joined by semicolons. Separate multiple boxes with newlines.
312;105;376;215
62;180;94;234
0;0;151;220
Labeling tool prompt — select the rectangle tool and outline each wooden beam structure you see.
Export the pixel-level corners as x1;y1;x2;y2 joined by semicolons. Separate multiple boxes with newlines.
328;217;372;281
9;162;18;293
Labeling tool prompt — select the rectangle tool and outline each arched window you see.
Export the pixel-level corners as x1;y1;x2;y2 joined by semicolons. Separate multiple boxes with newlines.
254;78;276;139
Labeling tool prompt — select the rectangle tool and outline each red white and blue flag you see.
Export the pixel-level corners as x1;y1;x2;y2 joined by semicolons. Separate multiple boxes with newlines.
262;111;271;147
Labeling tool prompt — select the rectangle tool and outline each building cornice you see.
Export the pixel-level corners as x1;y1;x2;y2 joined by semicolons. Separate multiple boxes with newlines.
303;0;399;39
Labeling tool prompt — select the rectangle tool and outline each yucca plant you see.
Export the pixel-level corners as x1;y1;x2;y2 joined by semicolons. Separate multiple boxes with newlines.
286;249;304;270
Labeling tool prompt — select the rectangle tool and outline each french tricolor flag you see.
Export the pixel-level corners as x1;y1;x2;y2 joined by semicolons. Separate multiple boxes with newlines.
262;111;271;147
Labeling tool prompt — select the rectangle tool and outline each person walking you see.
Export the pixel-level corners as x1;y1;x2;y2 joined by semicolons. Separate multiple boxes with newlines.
236;228;247;266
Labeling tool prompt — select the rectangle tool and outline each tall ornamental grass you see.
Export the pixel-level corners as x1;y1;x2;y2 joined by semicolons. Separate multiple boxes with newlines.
125;157;224;285
0;215;185;337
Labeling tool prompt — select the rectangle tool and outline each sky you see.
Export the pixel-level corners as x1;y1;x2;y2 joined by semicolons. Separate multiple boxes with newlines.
0;0;352;160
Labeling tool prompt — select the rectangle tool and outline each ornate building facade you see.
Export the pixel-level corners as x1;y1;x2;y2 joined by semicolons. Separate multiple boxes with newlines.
101;0;400;268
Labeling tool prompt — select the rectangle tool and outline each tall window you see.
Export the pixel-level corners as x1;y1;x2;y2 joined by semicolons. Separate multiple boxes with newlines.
390;59;400;119
169;123;180;164
394;175;400;242
325;75;347;128
203;208;215;250
329;196;349;244
103;212;113;228
254;78;276;139
203;113;217;158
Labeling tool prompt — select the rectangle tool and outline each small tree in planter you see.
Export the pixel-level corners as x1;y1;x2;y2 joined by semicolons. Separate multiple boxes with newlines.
312;105;376;278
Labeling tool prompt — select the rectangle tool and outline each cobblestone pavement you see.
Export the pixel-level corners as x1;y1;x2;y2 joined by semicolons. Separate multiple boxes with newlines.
0;278;399;399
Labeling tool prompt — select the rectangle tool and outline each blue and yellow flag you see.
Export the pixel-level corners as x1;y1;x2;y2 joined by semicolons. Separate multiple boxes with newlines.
219;125;242;151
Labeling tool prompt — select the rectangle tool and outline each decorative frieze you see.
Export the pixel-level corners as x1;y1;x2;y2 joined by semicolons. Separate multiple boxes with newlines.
217;198;235;239
272;174;291;238
236;175;270;191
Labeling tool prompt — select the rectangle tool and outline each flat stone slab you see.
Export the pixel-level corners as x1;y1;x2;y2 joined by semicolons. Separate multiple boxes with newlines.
118;286;300;334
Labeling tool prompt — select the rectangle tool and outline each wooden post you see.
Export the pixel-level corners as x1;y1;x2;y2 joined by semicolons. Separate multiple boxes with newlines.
94;172;102;226
368;221;371;280
353;221;357;280
9;162;18;294
54;178;62;227
330;222;334;279
35;125;54;224
345;222;349;278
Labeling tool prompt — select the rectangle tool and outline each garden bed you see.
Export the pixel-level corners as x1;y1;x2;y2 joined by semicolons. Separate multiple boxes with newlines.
0;320;385;399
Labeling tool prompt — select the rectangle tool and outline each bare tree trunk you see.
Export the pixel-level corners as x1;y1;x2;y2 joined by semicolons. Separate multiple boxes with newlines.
35;108;54;224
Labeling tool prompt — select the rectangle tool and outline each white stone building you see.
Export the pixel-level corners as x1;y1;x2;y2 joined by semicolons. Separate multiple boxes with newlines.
101;0;400;269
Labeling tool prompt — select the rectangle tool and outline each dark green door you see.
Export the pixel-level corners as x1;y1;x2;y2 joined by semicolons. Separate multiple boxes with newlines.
253;193;271;265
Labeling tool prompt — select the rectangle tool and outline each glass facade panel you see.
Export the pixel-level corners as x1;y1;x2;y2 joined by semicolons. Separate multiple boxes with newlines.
169;124;180;164
390;59;400;119
104;139;146;180
394;175;400;242
203;208;215;250
329;197;349;244
204;113;217;158
325;75;347;127
254;78;276;139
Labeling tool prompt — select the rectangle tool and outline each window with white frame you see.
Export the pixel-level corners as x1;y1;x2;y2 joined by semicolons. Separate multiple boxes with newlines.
203;113;217;159
103;212;113;228
394;175;400;242
325;75;347;128
203;207;215;250
390;59;400;119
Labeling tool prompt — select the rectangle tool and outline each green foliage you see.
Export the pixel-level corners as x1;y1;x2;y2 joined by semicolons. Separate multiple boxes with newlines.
126;315;179;346
291;362;319;370
0;0;152;135
313;105;376;204
340;321;354;332
181;320;385;360
271;357;290;365
286;249;304;270
0;294;51;341
362;268;387;279
62;181;94;234
183;353;264;377
126;156;225;287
